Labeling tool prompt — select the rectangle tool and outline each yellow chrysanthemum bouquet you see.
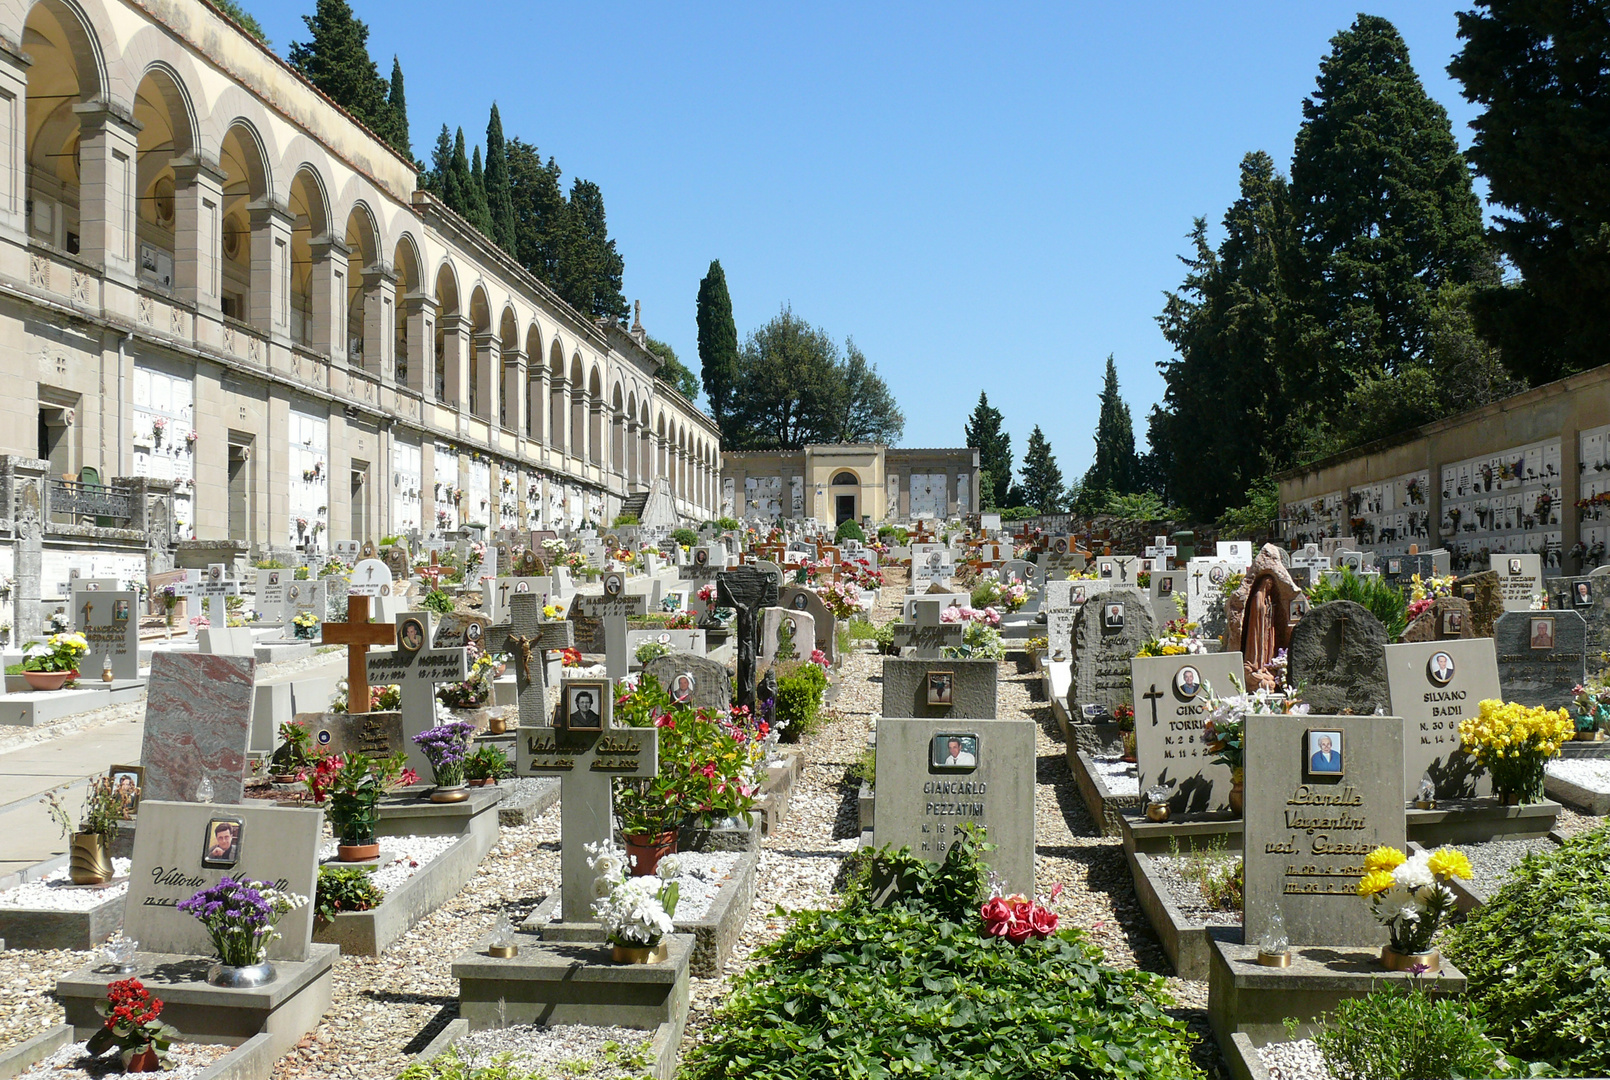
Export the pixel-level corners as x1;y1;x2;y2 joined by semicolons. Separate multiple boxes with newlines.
1458;698;1572;804
1357;845;1472;957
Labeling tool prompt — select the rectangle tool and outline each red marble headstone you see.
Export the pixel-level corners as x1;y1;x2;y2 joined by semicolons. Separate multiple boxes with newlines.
139;652;257;804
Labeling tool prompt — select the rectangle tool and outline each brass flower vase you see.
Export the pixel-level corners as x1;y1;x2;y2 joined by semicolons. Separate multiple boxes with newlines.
69;832;114;885
1381;946;1440;973
611;941;668;965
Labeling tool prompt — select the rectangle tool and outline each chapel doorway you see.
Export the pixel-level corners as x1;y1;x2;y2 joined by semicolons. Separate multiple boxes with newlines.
836;495;856;525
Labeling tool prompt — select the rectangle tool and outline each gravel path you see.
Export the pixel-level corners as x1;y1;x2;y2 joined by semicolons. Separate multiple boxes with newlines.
450;1023;651;1077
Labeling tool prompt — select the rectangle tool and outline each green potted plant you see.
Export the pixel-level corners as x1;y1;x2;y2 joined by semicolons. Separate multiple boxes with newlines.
21;631;89;690
313;865;384;926
85;978;178;1071
42;775;135;884
270;721;313;783
464;744;511;787
319;752;415;861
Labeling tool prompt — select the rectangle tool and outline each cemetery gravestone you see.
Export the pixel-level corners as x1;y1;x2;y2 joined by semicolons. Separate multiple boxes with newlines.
140;653;256;804
717;567;777;710
1149;569;1185;626
123;801;322;961
1455;571;1502;637
570;574;648;685
1495;553;1544;612
256;569;286;626
75;589;139;680
777;586;837;663
1551;576;1610;679
1494;609;1586;708
296;711;405;760
1400;596;1476;643
486;595;575;730
626;628;708;663
1132;652;1243;814
643;653;732;712
873;717;1036;895
1383;639;1498;800
432;612;491;651
1072;586;1156;718
881;657;998;719
281;579;327;641
1242;713;1405;948
1286;601;1390;716
892;599;965;659
365;612;470;775
1186;559;1234;639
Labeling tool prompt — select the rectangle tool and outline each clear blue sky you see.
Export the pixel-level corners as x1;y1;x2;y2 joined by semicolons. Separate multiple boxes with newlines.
252;2;1486;480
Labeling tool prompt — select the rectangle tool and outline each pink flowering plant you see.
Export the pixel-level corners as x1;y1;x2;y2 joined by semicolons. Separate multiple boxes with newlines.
817;580;864;620
613;674;761;834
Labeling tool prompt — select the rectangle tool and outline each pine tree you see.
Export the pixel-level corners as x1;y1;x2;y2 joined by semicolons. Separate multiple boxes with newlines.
1290;15;1491;391
555;180;627;323
1019;427;1065;514
963;392;1012;509
506;138;565;284
1079;356;1140;511
483;104;516;254
697;260;739;435
383;57;411;159
288;0;393;139
468;147;494;236
1449;0;1610;383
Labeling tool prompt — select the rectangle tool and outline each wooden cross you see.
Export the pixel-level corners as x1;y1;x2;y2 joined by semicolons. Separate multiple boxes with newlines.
1142;683;1165;727
487;593;574;728
321;595;396;714
366;611;469;774
80;596;93;628
892;599;964;658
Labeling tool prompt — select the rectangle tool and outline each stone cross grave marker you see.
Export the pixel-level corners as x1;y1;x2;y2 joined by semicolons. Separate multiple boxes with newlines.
487;593;575;728
66;579;118;629
140;652;256;804
1143;535;1177;567
365;611;470;775
1494;609;1586;708
572;572;648;685
320;595;396;714
893;598;965;658
518;721;659;923
1384;639;1498;800
718;566;777;709
1133;651;1244;814
1242;713;1405;948
348;557;393;598
1551;576;1610;679
76;588;140;680
281;578;327;642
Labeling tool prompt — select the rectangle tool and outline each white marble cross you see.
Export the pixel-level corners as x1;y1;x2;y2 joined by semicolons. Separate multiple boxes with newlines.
1143;536;1177;564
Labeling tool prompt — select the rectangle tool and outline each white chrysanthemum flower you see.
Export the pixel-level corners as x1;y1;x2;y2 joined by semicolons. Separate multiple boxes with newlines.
1393;854;1434;891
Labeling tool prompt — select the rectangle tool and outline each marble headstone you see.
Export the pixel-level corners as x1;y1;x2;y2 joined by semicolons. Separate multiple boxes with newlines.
1494;553;1544;612
1286;601;1390;716
74;588;140;680
778;586;837;663
1383;639;1497;800
1494;609;1586;707
1132;651;1243;814
140;653;256;804
1551;576;1610;679
643;653;732;712
296;710;406;760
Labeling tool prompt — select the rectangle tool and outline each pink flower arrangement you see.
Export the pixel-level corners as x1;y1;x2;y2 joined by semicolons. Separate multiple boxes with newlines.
809;648;829;670
940;605;1001;627
1407;597;1434;622
981;883;1062;944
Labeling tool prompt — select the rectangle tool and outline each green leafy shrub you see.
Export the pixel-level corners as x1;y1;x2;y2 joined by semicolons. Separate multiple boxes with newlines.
379;534;403;547
421;589;454;615
612;513;640;526
850;746;876;790
1316;980;1514;1080
834;519;865;542
634;639;670;665
685;827;1202;1080
1307;567;1409;640
999;505;1040;521
715;516;740;530
1170;835;1243;911
254;559;286;570
293;566;310;580
671;527;699;547
1446;824;1610;1074
877;525;910;545
873;621;897;655
774;660;827;742
313;866;383;925
463;744;511;782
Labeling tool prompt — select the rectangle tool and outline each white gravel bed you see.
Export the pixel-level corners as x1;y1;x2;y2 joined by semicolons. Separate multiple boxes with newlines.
1546;757;1610;792
1257;1038;1335;1080
316;836;457;894
0;860;131;910
1089;755;1139;796
1148;854;1243;925
1458;836;1555;896
498;776;554;799
449;1023;652;1077
16;1038;230;1079
539;851;740;924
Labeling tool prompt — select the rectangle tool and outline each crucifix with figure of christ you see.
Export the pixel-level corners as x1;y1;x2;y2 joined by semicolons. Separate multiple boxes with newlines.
487;593;574;728
322;595;396;714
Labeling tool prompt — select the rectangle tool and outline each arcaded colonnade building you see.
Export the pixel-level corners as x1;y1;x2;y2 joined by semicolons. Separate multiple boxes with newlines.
0;0;721;560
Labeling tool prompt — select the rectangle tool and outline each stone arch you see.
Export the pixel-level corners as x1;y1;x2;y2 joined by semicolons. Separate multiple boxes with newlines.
22;0;108;251
22;0;106;99
611;381;626;476
342;202;380;366
432;260;460;401
285;165;329;347
130;63;194;288
392;232;422;385
524;322;543;436
547;337;566;451
586;364;604;465
217;119;270;327
832;470;860;486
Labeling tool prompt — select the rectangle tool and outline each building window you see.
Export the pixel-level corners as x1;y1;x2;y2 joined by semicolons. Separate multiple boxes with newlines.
832;471;857;486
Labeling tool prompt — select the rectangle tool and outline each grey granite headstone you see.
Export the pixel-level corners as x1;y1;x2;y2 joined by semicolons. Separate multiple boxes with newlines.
761;608;814;666
1495;609;1586;708
1243;713;1405;948
778;586;837;663
1494;553;1544;612
1132;652;1243;813
644;653;732;711
1550;576;1610;679
872;717;1036;896
1072;586;1156;718
73;589;139;680
1287;601;1389;716
880;657;998;719
140;653;256;804
1400;596;1475;643
281;578;327;640
1384;639;1497;800
365;612;470;775
432;611;491;651
123;801;322;961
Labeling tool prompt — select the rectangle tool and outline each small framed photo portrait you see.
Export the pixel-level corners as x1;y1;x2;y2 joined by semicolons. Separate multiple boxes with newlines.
1104;602;1125;629
1576;581;1593;607
1442;610;1464;635
515;580;531;594
108;765;143;818
466;621;483;643
694;548;709;567
927;670;954;706
1099;561;1114;579
1427;651;1456;686
1071;585;1087;605
202;815;244;869
1158;576;1174;597
1305;729;1344;778
207;564;223;583
563;680;608;730
603;572;624;598
267;572;280;586
932;732;978;770
1508;557;1523;576
1053;537;1069;555
84;581;100;592
1530;616;1556;650
113;598;131;622
670;672;695;704
1209;565;1227;585
398;617;426;652
1387;558;1403;575
1173;665;1203;700
791;592;810;611
1291;597;1310;620
288;584;302;602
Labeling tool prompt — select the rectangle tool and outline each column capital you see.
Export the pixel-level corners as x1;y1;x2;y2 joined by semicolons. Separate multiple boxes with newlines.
170;153;227;186
247;197;294;229
401;292;437;316
362;263;398;288
308;234;350;261
72;99;141;138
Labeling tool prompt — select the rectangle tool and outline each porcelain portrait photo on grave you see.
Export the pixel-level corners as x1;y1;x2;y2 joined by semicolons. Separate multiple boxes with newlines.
932;733;979;769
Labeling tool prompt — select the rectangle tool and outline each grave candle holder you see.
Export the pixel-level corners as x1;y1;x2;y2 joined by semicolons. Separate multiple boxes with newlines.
1256;906;1291;968
487;912;518;959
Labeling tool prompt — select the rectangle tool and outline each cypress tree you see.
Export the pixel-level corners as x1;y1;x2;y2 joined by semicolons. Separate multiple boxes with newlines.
443;127;471;218
1080;356;1140;508
696;260;739;436
484;104;517;254
1019;427;1065;514
506;138;565;284
963;392;1012;509
468;146;494;237
288;0;392;138
1449;0;1610;383
384;57;411;159
1290;15;1491;391
425;124;452;196
556;180;627;323
213;0;270;44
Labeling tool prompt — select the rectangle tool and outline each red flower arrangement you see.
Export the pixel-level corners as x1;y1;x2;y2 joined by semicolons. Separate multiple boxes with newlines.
87;978;177;1071
980;884;1062;944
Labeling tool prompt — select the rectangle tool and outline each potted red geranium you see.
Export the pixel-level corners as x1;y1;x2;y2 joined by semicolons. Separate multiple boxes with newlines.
86;978;177;1071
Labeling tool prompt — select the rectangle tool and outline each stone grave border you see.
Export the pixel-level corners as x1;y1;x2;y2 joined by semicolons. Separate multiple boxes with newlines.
313;830;485;956
0;878;124;950
754;749;804;836
1126;848;1240;980
1068;749;1141;838
1545;769;1610;815
0;1025;278;1080
413;1007;684;1080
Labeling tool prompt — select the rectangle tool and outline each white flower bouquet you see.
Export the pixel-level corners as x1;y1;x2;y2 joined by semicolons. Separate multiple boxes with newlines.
586;842;680;947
